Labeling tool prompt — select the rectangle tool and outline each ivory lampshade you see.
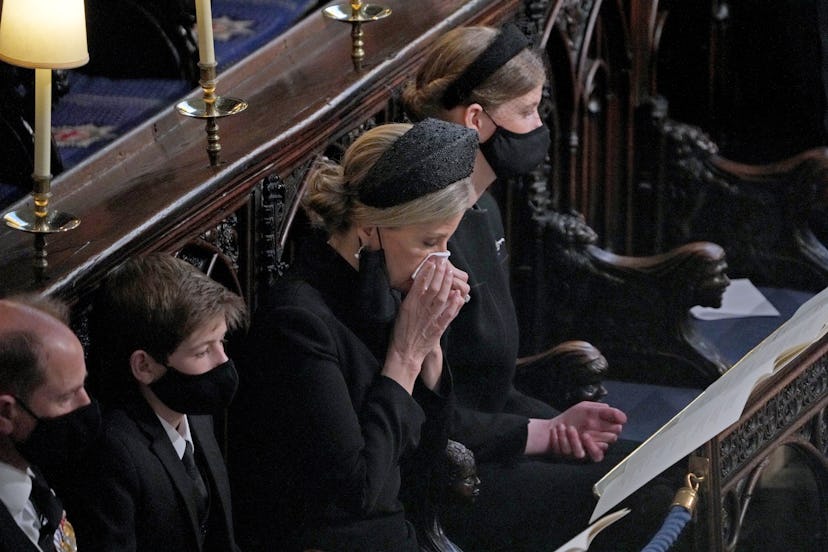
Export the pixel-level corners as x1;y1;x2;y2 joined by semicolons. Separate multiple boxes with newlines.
0;0;89;69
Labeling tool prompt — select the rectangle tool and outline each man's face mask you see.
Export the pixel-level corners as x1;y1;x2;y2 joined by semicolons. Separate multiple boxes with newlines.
14;396;101;474
480;111;551;179
149;358;239;415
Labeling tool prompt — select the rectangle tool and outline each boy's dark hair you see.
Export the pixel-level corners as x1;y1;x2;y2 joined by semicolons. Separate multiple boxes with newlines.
90;253;247;402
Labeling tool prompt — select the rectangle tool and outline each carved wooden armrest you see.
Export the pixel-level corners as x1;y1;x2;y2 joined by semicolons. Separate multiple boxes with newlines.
408;440;477;552
514;340;608;411
538;210;731;387
654;109;828;292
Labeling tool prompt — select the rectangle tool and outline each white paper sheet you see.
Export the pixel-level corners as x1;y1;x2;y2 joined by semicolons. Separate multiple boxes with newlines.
690;278;780;320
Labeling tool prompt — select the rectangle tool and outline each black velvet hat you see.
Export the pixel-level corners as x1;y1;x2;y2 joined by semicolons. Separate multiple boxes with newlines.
358;118;477;208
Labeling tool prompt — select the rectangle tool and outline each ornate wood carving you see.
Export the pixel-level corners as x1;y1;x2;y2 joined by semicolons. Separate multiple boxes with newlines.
691;332;828;551
719;357;828;480
653;109;828;291
556;0;596;55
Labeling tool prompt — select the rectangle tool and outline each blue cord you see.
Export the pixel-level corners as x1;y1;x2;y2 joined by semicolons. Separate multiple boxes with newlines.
640;505;692;552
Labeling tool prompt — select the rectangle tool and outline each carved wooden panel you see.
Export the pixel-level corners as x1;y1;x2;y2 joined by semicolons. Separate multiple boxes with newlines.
691;340;828;551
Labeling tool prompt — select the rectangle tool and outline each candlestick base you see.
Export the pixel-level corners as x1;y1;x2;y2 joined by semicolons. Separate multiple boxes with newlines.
4;208;80;233
322;3;391;22
175;96;248;119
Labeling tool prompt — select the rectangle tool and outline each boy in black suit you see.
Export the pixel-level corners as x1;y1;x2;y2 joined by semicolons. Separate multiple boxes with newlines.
0;296;99;552
64;253;247;552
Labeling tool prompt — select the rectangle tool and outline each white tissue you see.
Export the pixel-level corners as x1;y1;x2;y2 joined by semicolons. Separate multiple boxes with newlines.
411;251;451;279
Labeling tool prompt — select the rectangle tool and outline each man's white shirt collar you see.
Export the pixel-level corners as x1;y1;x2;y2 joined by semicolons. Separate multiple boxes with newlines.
0;461;44;548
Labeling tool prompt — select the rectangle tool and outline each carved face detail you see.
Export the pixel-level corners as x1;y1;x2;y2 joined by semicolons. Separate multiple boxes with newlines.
445;440;480;504
451;470;481;503
694;254;730;309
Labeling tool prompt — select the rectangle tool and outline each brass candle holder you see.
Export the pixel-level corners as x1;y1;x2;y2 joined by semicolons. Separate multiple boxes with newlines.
176;62;248;167
4;172;81;276
323;1;391;71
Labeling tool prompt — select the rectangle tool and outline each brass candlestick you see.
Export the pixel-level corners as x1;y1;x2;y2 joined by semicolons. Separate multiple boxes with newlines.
4;172;81;279
323;1;391;71
176;62;248;167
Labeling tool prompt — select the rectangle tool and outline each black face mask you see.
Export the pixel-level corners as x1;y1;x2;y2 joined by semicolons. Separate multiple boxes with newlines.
357;245;401;326
15;397;101;475
149;358;239;415
480;117;551;179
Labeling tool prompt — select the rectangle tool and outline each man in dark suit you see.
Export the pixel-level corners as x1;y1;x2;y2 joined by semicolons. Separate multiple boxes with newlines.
61;253;247;551
0;296;99;552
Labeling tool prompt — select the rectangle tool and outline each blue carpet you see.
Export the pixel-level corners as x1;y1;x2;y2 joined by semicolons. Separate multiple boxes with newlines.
52;76;193;168
53;0;315;169
603;380;702;443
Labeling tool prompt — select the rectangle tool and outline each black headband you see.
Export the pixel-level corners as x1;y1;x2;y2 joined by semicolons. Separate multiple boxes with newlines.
440;24;530;109
358;118;477;208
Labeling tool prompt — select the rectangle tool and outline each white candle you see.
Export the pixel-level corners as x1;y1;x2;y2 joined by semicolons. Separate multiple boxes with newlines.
33;67;52;178
194;0;216;66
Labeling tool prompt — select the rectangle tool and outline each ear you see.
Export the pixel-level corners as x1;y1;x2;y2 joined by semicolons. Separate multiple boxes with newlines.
463;103;487;136
130;350;164;385
0;394;17;435
355;225;378;250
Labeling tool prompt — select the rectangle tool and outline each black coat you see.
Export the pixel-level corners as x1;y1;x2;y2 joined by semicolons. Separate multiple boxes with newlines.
446;192;558;461
61;398;240;552
440;192;640;551
229;236;452;552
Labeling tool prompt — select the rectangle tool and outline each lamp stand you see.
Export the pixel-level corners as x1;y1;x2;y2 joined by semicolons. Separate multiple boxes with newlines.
3;67;80;277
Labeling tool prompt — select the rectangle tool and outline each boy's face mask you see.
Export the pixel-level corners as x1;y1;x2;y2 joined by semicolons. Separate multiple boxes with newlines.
149;358;239;414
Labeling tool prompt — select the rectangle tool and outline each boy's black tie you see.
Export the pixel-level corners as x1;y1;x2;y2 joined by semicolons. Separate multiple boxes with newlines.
182;440;209;522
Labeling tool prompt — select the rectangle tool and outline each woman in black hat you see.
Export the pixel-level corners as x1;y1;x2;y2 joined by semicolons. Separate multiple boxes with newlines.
402;25;648;552
229;119;476;551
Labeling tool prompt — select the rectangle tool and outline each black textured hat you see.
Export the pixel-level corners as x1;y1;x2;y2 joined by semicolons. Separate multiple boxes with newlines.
358;118;477;208
441;24;530;109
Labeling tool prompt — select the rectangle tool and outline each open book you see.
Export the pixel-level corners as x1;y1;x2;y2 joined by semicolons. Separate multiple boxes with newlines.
589;285;828;523
553;508;630;552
